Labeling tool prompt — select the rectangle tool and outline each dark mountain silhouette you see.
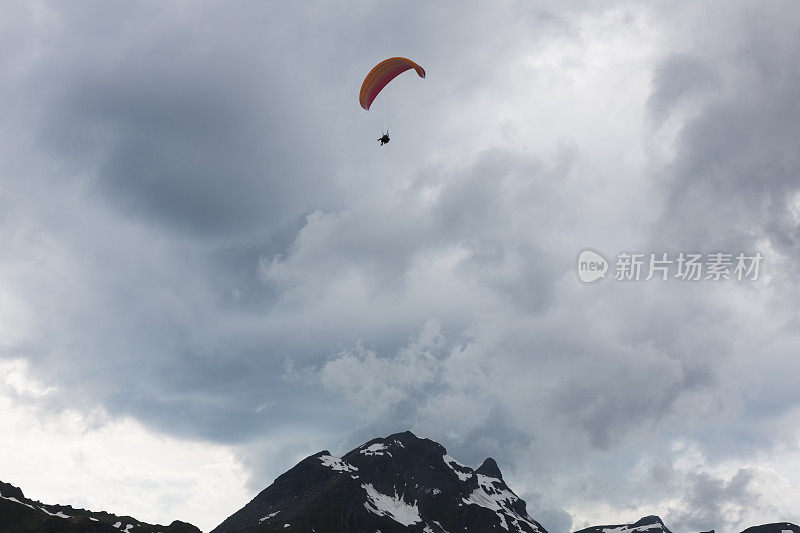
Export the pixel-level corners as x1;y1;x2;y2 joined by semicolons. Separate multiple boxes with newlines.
741;524;800;533
574;515;674;533
2;433;799;533
0;480;199;533
574;517;800;533
212;430;543;532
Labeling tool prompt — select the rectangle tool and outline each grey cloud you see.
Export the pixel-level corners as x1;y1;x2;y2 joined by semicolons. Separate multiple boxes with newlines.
648;54;719;122
1;2;800;532
535;508;574;533
27;3;343;235
651;7;800;262
668;468;759;533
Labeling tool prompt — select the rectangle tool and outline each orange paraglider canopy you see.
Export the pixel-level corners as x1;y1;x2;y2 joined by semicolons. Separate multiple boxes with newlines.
359;57;425;110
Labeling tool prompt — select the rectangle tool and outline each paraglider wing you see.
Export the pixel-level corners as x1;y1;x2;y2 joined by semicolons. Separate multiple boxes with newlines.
359;57;425;111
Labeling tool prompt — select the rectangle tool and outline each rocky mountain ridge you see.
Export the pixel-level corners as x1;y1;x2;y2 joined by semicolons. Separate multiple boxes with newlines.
0;479;199;532
2;432;798;533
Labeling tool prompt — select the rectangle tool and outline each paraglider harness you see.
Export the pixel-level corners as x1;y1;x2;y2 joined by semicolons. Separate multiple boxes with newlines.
378;132;390;146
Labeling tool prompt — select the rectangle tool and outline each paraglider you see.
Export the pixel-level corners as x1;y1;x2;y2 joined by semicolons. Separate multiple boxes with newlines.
359;57;425;145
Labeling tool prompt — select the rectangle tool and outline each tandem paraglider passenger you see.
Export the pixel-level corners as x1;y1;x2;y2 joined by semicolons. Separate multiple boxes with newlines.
378;133;390;145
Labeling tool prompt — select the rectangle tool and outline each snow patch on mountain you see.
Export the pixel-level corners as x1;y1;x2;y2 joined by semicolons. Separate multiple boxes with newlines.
443;454;472;481
630;527;663;533
595;524;668;533
0;495;35;510
361;443;392;456
462;474;539;532
362;483;422;526
319;454;358;473
39;506;71;518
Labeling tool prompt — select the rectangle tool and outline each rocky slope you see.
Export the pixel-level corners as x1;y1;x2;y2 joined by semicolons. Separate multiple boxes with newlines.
574;515;674;533
0;480;200;533
211;431;543;532
3;433;800;533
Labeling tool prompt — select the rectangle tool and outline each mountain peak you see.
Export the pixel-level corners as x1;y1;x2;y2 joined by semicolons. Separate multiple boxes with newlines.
385;430;446;451
0;479;201;532
389;429;419;440
634;516;665;527
213;431;544;532
741;523;800;533
0;481;25;501
476;457;504;480
574;514;673;533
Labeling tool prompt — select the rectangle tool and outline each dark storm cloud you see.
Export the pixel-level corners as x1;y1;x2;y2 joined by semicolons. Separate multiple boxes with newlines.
0;0;584;467
651;5;800;261
671;468;759;533
27;2;346;234
643;0;800;449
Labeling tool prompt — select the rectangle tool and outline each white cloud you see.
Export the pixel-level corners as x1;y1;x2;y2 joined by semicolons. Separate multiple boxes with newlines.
0;363;250;531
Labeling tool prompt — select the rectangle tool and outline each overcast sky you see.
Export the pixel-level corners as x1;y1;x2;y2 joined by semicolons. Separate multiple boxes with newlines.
1;1;800;532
